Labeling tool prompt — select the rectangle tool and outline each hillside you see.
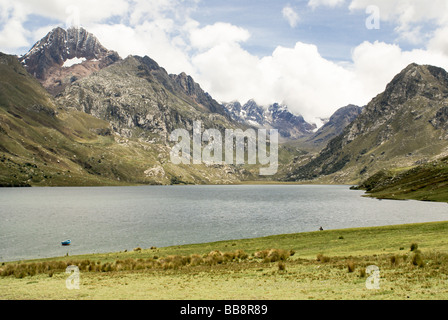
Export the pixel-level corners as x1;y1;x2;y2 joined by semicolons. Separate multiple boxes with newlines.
353;157;448;202
285;64;448;184
57;54;237;142
0;52;250;187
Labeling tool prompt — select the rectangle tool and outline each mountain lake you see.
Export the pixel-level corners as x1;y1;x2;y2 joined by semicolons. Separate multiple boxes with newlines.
1;185;447;262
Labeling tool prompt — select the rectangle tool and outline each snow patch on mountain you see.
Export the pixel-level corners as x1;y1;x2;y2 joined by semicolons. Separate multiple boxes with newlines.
63;57;86;68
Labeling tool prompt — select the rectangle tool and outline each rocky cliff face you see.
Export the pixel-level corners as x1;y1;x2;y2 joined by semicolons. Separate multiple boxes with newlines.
284;64;448;183
57;55;241;142
224;100;316;140
170;72;229;117
19;27;121;95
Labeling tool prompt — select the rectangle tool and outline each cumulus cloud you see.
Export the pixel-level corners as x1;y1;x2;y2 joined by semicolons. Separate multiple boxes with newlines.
282;5;300;28
0;17;29;52
190;22;251;50
192;36;448;125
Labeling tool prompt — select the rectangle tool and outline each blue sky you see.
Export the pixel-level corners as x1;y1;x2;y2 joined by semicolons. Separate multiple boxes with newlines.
1;0;448;124
191;0;395;61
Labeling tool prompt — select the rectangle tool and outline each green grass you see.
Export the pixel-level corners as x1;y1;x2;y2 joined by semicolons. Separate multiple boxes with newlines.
355;158;448;203
2;221;448;300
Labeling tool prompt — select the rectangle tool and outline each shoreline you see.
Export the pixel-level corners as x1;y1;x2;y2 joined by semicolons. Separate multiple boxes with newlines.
3;220;448;300
3;220;448;264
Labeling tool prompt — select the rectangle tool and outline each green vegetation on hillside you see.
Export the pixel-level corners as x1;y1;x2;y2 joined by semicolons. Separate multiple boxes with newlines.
353;157;448;203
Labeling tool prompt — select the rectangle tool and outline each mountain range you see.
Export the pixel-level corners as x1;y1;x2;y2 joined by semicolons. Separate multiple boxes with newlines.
223;100;317;141
284;63;448;184
2;26;448;198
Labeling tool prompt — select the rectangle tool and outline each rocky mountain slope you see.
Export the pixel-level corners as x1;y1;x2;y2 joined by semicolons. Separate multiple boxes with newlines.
285;104;363;152
303;105;363;148
0;52;250;186
224;100;316;141
19;27;121;95
57;54;240;143
284;63;448;184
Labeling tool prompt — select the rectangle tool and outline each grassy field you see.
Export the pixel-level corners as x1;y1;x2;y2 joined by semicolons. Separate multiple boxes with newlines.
2;221;448;300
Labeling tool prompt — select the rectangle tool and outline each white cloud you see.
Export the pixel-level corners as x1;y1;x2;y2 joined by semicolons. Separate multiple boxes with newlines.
89;22;195;75
308;0;346;9
192;39;363;124
282;6;300;28
428;26;448;55
0;1;29;53
9;0;129;26
349;0;448;45
190;22;251;50
349;0;448;25
0;18;29;53
351;41;448;104
192;35;448;125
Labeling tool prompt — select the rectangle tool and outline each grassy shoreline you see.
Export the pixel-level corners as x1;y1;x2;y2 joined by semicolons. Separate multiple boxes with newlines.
2;221;448;300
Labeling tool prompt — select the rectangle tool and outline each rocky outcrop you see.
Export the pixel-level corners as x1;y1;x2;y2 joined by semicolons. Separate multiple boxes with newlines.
170;72;229;117
19;27;121;95
430;106;448;130
57;55;240;142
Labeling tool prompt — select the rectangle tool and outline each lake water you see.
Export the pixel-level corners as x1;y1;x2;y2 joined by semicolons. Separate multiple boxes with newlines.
0;185;447;262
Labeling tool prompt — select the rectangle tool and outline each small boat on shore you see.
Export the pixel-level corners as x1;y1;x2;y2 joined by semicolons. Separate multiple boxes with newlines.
61;240;71;246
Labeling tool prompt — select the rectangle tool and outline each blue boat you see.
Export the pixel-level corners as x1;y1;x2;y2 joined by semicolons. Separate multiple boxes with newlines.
61;240;71;246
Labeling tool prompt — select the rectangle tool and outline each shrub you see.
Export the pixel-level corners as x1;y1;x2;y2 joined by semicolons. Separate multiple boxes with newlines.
205;251;224;265
412;253;425;268
223;252;236;262
255;249;291;263
190;254;203;266
410;243;419;252
347;260;356;273
235;250;249;260
317;254;330;263
390;255;399;265
278;261;286;271
14;269;26;279
359;268;366;278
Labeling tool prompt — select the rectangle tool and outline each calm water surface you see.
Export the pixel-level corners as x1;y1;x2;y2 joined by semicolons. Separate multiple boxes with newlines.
1;185;447;262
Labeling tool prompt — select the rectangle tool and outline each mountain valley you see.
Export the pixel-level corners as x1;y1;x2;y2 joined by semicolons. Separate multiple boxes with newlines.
1;27;448;202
